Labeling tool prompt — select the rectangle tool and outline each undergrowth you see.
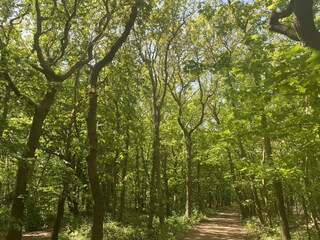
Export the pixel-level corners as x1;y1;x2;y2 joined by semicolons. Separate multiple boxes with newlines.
59;211;204;240
245;216;319;240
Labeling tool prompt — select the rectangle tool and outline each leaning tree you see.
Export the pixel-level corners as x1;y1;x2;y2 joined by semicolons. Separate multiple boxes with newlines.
269;0;320;50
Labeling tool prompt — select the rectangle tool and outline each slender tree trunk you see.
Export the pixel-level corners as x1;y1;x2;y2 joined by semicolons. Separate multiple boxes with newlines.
111;153;119;220
273;179;291;240
251;180;264;224
226;147;250;219
86;70;105;240
303;156;320;238
301;196;311;240
262;114;291;240
196;161;203;212
51;187;67;240
163;150;171;217
184;133;192;218
102;167;112;214
119;127;130;222
156;139;164;225
53;72;80;238
148;111;164;226
6;88;57;240
134;146;142;212
0;85;10;137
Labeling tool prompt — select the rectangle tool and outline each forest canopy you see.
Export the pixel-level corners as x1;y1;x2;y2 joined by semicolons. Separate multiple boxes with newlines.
1;0;320;240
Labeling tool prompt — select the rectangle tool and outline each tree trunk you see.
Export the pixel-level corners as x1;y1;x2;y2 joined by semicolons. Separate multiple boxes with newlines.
226;147;250;219
6;88;57;240
51;188;67;240
269;0;320;50
184;133;192;218
301;196;312;240
119;127;130;222
134;146;142;212
52;102;77;240
163;150;171;217
196;161;203;212
273;179;291;240
251;181;264;224
303;156;320;238
86;70;105;240
148;111;164;227
262;114;291;240
0;85;10;137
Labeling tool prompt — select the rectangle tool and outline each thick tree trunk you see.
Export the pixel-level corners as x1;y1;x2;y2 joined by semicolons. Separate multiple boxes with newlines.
269;0;320;50
6;89;57;240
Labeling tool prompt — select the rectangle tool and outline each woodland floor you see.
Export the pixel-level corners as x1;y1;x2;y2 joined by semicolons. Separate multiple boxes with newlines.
182;208;248;240
22;230;51;240
22;208;247;240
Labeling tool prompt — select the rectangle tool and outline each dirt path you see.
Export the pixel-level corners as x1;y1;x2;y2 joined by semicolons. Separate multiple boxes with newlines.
182;209;247;240
22;230;51;240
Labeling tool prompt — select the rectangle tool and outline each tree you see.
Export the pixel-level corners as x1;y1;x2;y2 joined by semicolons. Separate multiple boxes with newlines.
6;0;93;238
84;2;139;238
269;0;320;50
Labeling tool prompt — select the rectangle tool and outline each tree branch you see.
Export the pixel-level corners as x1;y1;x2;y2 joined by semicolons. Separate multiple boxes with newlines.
1;72;38;109
268;0;320;50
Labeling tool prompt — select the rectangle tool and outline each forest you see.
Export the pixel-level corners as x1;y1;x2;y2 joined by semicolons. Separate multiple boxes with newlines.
1;0;320;240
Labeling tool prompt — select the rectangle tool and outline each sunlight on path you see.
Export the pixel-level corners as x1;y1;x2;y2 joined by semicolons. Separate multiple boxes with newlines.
183;211;247;240
22;230;51;240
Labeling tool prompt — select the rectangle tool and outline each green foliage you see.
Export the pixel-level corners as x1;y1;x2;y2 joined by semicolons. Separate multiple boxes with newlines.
245;217;281;240
58;212;203;240
25;198;45;231
1;0;320;239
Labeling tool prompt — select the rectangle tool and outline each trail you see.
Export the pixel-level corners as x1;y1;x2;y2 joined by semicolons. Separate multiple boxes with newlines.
182;209;247;240
21;209;247;240
22;230;51;240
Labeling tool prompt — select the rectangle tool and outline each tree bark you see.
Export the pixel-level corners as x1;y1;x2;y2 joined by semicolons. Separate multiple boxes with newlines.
196;161;203;212
226;147;250;219
86;69;105;240
148;110;164;227
85;4;139;238
52;91;78;240
184;133;192;218
51;189;67;240
269;0;320;50
6;88;57;240
0;85;10;137
262;114;291;240
119;126;130;222
163;150;171;217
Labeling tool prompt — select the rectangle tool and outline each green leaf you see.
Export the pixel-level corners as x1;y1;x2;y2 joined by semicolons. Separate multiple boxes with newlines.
284;43;301;58
306;50;320;68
